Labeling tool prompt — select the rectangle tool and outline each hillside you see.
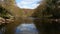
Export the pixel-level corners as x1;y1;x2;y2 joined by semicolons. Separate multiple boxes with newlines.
0;0;23;34
0;0;36;34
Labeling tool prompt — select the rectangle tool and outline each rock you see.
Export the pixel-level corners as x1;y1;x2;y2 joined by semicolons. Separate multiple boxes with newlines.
0;17;5;25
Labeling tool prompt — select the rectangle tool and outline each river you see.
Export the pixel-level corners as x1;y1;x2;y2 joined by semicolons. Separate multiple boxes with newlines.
15;17;38;34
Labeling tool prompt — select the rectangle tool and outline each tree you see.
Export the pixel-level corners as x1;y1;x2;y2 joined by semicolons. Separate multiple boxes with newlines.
32;0;60;34
0;6;14;29
45;0;60;18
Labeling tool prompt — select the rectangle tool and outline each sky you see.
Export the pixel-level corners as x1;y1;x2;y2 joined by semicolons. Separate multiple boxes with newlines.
15;0;42;9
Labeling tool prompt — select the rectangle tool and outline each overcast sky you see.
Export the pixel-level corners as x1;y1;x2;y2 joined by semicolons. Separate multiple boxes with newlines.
16;0;42;9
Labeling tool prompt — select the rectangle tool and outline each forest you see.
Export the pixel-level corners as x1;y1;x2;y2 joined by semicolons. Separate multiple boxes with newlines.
0;0;60;34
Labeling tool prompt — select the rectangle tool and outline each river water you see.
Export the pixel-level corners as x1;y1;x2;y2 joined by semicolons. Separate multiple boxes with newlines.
15;23;38;34
15;17;38;34
0;17;38;34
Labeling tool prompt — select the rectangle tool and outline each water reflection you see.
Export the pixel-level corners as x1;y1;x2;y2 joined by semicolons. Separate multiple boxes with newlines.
0;27;6;34
15;23;38;34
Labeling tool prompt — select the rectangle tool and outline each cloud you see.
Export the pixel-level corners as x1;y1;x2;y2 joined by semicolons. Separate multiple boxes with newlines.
16;0;41;9
17;3;40;9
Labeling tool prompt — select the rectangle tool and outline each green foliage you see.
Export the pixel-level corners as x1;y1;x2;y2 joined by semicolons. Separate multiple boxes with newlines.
0;6;7;29
0;6;7;18
47;0;60;18
32;0;60;18
0;6;13;19
32;0;60;34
